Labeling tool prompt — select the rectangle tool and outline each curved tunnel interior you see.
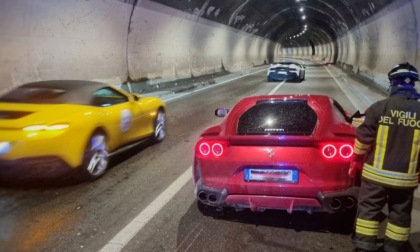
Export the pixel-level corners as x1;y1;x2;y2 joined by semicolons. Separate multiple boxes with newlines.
151;0;395;61
0;0;417;92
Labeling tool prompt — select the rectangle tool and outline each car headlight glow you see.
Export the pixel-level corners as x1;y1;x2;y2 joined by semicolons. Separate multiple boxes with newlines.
23;124;69;131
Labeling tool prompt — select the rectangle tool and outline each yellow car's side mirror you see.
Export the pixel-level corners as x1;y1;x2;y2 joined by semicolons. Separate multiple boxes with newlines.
132;93;141;101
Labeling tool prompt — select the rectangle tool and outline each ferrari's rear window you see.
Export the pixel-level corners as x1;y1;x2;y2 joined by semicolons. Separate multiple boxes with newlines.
237;100;317;135
0;87;67;104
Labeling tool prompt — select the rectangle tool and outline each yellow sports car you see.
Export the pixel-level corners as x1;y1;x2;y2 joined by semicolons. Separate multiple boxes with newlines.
0;80;167;180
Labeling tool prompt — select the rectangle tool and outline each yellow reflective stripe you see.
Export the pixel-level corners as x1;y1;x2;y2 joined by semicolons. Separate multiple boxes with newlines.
385;222;410;241
364;164;419;180
356;226;378;236
357;218;379;228
374;125;388;169
354;139;371;155
409;129;420;174
362;165;419;187
387;222;410;234
356;218;379;236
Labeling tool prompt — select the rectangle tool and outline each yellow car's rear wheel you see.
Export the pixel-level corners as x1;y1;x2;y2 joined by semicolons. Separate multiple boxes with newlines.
151;109;166;143
82;133;109;180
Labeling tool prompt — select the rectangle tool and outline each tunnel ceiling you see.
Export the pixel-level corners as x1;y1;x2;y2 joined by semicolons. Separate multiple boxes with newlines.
149;0;396;47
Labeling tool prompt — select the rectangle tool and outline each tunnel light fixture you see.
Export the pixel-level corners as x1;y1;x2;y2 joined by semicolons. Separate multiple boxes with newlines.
302;15;306;20
299;7;304;12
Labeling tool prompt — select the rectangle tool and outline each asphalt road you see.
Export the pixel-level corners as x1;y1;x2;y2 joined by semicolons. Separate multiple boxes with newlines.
0;60;419;252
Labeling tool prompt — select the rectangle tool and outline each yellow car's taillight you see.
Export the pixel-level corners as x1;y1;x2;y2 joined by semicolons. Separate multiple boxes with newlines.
23;124;69;131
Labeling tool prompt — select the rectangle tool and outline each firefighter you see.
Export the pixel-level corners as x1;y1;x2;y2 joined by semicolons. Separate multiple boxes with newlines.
349;62;420;252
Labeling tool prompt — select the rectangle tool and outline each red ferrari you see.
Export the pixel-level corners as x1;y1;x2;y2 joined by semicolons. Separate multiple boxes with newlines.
193;95;362;214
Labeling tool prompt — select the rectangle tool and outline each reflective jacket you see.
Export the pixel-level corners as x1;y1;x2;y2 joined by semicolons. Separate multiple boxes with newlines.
354;87;420;188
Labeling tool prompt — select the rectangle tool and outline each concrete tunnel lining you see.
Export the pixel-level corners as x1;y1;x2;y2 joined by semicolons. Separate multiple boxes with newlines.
0;0;418;94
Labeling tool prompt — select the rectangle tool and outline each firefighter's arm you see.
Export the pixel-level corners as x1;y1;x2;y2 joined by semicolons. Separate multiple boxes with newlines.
349;154;364;177
349;138;371;177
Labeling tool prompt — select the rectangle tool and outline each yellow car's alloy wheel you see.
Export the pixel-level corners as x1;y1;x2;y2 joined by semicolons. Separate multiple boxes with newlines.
152;110;166;143
83;133;109;180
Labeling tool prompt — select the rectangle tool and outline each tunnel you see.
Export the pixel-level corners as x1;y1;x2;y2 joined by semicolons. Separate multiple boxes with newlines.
0;0;418;93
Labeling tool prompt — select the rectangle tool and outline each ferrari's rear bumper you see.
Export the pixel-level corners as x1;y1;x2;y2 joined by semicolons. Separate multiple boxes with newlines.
194;179;359;214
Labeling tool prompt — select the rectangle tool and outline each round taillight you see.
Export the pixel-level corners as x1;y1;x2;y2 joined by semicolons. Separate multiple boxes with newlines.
199;142;211;156
339;144;353;158
212;143;224;156
322;144;336;158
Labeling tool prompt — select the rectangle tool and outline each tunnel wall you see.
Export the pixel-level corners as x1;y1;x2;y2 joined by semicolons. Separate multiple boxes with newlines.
0;0;281;93
128;0;280;83
2;0;417;95
280;0;419;93
333;0;419;92
0;0;132;92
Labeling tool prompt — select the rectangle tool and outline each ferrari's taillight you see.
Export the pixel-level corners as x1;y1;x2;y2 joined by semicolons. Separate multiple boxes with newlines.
322;144;337;159
197;140;227;157
321;143;354;159
339;144;353;158
198;142;211;156
212;143;224;156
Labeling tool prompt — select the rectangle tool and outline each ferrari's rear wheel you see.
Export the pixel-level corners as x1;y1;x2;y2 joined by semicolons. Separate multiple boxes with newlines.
151;109;166;143
81;133;109;180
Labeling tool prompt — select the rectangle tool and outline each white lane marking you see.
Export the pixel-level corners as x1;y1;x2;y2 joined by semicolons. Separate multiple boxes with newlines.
268;81;285;95
163;69;267;103
101;68;284;252
99;168;193;252
323;65;367;112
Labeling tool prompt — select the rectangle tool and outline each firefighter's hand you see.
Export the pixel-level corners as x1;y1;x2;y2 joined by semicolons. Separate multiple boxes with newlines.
348;154;364;178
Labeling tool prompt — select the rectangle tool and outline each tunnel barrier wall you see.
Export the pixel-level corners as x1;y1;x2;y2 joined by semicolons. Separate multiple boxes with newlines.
128;0;281;85
1;0;419;95
0;0;132;93
317;0;419;93
0;0;281;93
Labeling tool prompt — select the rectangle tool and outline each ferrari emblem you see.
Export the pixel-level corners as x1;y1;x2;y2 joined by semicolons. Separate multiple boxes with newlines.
265;148;274;158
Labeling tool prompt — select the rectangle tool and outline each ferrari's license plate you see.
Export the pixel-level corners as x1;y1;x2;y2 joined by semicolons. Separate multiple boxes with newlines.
244;168;298;183
277;71;287;74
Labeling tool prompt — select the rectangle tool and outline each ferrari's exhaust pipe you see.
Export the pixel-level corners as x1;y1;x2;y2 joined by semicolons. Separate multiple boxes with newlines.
198;191;208;201
317;187;360;213
330;198;342;211
194;180;228;207
198;191;219;203
208;194;217;203
342;197;356;209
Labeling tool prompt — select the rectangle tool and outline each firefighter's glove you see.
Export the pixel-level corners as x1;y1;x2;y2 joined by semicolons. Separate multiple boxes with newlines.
348;154;364;178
